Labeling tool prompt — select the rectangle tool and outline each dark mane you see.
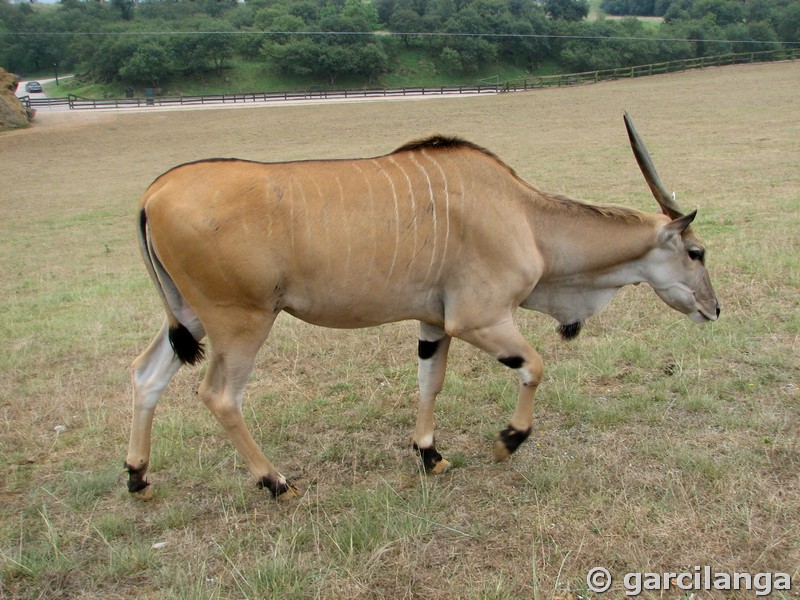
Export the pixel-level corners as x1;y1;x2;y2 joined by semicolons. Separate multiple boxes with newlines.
395;135;647;224
393;135;485;154
541;193;648;223
392;135;520;176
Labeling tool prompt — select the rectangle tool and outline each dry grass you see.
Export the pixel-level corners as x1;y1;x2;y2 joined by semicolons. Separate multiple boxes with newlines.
1;62;798;599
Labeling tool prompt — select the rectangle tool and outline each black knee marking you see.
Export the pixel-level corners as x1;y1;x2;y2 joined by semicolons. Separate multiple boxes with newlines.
413;443;444;472
418;339;440;360
498;355;524;369
558;321;583;340
257;475;292;498
124;462;150;494
498;425;532;455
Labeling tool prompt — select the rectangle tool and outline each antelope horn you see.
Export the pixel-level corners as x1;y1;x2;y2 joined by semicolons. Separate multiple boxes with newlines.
623;111;684;220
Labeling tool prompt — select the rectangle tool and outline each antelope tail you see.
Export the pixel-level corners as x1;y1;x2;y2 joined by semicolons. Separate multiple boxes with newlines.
138;209;205;365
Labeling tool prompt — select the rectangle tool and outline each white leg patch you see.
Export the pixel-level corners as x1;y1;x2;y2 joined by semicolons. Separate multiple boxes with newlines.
517;367;535;386
417;433;434;449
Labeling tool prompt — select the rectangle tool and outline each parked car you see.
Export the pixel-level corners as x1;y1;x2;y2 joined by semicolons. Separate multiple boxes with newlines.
25;81;43;93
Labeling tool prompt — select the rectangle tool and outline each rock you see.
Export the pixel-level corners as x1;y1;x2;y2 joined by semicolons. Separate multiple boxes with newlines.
0;67;35;130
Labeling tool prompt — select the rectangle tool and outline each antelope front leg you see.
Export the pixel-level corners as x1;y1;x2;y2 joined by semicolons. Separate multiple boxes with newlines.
493;351;543;461
455;318;544;462
413;323;452;474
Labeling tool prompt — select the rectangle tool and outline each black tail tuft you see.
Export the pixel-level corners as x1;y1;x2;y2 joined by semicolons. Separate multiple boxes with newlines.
169;323;205;365
558;321;583;340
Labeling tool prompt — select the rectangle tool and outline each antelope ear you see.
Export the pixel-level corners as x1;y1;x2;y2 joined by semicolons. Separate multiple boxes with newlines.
660;209;697;241
668;209;696;233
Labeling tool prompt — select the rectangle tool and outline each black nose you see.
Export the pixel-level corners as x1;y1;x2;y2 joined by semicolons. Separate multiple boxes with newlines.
716;305;721;317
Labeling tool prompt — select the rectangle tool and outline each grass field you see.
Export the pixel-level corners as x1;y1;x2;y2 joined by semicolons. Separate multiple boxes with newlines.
1;62;798;599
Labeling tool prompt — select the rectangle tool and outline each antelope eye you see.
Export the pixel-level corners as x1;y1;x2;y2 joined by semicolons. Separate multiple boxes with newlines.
688;249;705;262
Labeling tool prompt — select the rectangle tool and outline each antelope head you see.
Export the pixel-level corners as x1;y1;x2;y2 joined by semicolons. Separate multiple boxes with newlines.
624;112;720;323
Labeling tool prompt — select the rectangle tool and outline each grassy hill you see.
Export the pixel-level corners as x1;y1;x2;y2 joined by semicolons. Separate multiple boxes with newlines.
54;52;562;99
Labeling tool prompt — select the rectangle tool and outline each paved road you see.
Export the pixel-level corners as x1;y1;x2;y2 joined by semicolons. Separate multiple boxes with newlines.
15;76;62;98
15;76;75;111
16;75;494;114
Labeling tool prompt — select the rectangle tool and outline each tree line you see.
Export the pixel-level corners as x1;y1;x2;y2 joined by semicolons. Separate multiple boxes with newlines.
600;0;799;55
1;0;797;89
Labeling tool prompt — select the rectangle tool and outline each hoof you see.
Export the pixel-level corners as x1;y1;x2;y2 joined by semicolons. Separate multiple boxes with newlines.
414;443;452;474
429;457;452;475
258;475;301;500
130;485;154;501
492;440;512;462
492;425;532;462
124;462;152;499
276;484;302;501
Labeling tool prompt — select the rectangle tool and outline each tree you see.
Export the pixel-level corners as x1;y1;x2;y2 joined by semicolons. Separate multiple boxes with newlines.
267;37;317;78
289;1;321;24
234;30;268;60
508;0;540;18
653;0;676;16
203;29;236;76
269;34;388;85
663;0;691;23
441;6;501;72
776;1;800;43
110;0;134;22
423;0;456;31
389;7;422;45
374;0;396;24
601;0;657;16
543;0;589;21
258;13;305;45
662;16;727;56
119;41;174;86
3;9;70;73
169;20;235;77
348;41;390;83
690;0;744;26
439;45;462;71
746;0;775;23
720;20;779;52
88;33;142;82
327;0;380;32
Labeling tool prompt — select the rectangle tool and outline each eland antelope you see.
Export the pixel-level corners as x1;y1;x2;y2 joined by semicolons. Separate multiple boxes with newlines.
125;113;719;500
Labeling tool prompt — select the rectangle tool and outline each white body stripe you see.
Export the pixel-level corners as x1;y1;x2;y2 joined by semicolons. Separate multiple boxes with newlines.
375;159;401;280
422;150;452;282
409;152;438;281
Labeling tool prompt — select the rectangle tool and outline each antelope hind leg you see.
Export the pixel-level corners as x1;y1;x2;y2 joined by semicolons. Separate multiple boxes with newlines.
197;314;300;499
126;320;183;500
